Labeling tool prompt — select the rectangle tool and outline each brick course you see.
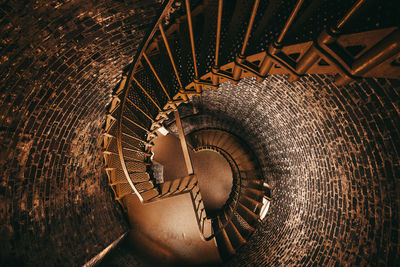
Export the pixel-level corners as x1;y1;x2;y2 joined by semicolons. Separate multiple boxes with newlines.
0;0;399;266
191;75;399;266
0;0;160;265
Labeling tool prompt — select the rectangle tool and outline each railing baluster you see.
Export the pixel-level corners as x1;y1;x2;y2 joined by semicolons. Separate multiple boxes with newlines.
334;0;365;33
132;77;162;112
295;0;367;82
185;0;201;92
116;0;175;203
123;147;152;156
232;0;260;83
123;115;150;133
212;0;224;86
126;97;154;123
201;216;206;233
276;0;304;45
174;109;194;175
159;24;189;102
257;0;305;81
143;52;172;101
159;24;183;90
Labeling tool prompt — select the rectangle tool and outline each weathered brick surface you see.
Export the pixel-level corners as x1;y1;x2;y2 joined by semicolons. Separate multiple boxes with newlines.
1;0;399;265
191;75;399;266
0;0;161;265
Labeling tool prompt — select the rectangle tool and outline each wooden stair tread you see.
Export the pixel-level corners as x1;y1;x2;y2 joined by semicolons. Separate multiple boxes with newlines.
231;211;255;239
239;194;262;213
221;212;247;249
237;202;259;225
214;217;235;260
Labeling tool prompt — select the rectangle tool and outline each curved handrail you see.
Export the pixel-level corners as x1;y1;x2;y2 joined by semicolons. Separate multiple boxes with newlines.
192;144;243;241
117;0;175;203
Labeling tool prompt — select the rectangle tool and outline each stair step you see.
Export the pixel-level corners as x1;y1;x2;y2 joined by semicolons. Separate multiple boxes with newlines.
231;210;255;240
239;195;262;214
121;134;146;150
160;180;172;195
219;212;247;249
225;220;246;249
103;153;123;169
108;172;128;185
105;120;118;137
129;171;150;183
141;188;160;202
237;202;259;225
215;133;231;148
106;169;128;185
205;132;214;147
229;149;249;161
209;130;222;147
105;138;118;154
220;136;236;150
135;180;154;192
222;138;242;152
240;170;262;179
200;132;208;147
237;161;257;170
192;132;204;147
186;175;198;190
114;183;134;199
242;187;264;200
241;179;263;189
214;217;235;260
122;148;150;162
126;160;147;172
232;152;253;163
160;178;181;195
125;158;150;165
178;175;193;191
160;176;198;196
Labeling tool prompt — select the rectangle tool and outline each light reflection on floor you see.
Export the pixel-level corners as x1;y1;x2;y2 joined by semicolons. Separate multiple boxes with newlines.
123;133;233;266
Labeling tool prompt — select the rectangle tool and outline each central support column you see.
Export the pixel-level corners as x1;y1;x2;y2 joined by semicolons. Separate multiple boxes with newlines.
174;110;194;175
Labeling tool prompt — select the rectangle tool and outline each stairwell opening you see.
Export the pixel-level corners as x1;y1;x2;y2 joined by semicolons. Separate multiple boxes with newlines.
193;149;233;215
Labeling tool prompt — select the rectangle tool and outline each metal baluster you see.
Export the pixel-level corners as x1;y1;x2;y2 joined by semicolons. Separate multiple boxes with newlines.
232;0;260;83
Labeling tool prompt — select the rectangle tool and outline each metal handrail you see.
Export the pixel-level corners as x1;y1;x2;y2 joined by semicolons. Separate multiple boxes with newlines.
117;0;175;203
192;144;242;241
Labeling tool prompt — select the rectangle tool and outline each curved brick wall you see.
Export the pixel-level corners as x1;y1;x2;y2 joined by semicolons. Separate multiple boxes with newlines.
192;75;399;266
1;0;399;266
0;0;160;265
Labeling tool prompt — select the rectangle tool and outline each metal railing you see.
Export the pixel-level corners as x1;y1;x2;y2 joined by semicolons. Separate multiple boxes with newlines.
191;145;242;241
104;0;400;240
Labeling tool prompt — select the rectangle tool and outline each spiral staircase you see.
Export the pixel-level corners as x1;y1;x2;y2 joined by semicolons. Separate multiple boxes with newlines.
188;128;269;259
101;0;400;263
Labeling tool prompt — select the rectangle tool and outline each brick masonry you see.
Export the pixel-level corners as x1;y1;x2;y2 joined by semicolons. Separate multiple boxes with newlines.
0;0;161;265
191;75;399;266
1;0;399;266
